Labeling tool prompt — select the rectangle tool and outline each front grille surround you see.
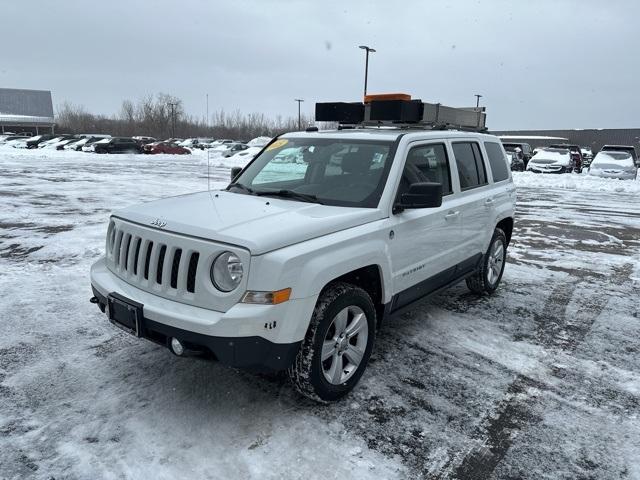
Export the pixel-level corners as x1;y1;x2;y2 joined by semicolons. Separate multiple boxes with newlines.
104;217;249;312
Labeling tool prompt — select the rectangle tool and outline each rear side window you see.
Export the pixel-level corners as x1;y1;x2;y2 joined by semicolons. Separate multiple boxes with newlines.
484;142;510;182
452;142;487;190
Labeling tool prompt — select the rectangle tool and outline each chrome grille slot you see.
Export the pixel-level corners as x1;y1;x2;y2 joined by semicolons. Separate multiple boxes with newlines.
156;245;167;284
144;241;154;280
120;233;131;270
104;217;248;312
114;230;124;266
170;249;182;289
129;237;141;273
187;252;199;293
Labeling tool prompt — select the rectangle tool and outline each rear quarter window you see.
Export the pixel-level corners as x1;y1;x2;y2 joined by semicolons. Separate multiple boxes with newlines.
484;142;510;182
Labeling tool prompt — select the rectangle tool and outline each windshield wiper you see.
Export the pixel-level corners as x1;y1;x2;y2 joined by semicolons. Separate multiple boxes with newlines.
254;189;322;204
227;182;255;194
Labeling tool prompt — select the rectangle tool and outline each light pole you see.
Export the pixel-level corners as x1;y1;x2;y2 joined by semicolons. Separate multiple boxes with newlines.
167;102;178;138
294;98;304;130
474;94;483;108
358;45;376;98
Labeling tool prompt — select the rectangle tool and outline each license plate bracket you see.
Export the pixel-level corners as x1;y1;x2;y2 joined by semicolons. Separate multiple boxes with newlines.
107;292;143;337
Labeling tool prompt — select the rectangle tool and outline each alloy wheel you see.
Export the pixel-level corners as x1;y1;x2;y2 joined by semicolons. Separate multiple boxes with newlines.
321;306;368;385
486;239;505;286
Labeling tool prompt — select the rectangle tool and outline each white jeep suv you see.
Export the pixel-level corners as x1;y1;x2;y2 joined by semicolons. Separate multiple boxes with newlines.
90;129;515;401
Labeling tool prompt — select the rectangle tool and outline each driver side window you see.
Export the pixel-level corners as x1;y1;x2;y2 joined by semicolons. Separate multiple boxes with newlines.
397;143;452;198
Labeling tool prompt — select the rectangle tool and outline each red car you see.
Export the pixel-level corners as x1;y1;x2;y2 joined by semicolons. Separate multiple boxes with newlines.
143;142;191;155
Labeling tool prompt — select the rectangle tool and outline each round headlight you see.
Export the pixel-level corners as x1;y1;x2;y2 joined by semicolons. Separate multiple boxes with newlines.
211;251;243;292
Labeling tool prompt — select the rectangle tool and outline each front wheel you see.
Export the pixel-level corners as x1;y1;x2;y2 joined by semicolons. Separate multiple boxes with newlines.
466;228;507;295
288;282;376;402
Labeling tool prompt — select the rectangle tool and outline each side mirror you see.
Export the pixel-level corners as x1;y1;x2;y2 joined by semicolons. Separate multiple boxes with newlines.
399;182;443;209
230;166;242;182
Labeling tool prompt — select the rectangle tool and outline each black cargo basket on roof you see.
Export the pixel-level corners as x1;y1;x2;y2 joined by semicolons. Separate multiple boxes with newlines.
369;99;423;122
315;102;364;124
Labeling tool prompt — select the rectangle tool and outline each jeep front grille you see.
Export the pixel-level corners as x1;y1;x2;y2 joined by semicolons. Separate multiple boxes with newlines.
107;223;201;295
102;216;255;313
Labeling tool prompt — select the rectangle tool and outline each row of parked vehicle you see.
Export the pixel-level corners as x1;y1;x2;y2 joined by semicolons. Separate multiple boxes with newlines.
0;133;272;161
501;140;638;180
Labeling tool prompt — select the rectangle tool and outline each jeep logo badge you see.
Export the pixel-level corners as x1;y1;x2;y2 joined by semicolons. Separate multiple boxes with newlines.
150;218;167;228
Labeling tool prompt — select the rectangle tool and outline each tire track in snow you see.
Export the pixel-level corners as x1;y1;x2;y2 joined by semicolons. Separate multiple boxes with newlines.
434;262;635;479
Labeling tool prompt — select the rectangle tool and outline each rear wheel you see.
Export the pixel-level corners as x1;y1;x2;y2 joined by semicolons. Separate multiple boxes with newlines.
466;228;507;295
288;282;376;402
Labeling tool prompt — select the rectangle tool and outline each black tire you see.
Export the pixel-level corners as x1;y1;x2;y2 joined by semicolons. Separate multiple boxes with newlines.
466;228;507;295
288;282;376;402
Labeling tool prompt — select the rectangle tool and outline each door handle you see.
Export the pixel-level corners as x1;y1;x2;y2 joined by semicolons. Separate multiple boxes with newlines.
484;198;494;206
445;210;459;220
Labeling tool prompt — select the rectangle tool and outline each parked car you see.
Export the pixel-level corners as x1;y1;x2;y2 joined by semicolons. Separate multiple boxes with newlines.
588;151;638;180
38;135;75;149
4;136;32;148
63;139;85;151
548;144;583;172
600;145;639;167
82;137;110;152
502;142;533;168
23;134;55;149
89;127;515;402
64;136;108;151
179;138;213;149
54;138;81;150
506;151;525;171
580;146;594;169
206;138;235;148
526;147;574;173
93;137;143;154
143;141;191;155
208;142;248;157
226;145;262;163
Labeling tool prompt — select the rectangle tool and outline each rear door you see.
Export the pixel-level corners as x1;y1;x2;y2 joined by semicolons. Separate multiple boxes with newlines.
450;140;492;269
388;141;465;302
482;140;516;224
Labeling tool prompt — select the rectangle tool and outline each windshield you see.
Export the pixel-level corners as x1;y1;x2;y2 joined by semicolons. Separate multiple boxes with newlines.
232;137;394;208
592;152;635;168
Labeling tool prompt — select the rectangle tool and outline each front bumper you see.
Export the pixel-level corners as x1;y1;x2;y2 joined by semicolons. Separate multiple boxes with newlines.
90;257;316;371
588;171;637;180
526;165;571;174
91;287;300;371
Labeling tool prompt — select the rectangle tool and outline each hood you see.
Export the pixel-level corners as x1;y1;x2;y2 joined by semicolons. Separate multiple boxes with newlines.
115;190;383;255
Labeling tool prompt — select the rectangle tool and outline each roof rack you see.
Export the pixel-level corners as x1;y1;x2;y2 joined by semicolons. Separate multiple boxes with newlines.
315;94;487;132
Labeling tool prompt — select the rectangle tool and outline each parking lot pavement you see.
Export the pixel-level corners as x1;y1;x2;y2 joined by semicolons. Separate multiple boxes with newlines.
1;150;639;479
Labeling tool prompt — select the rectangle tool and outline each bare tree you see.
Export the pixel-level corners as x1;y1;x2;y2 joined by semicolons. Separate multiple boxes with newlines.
55;93;314;140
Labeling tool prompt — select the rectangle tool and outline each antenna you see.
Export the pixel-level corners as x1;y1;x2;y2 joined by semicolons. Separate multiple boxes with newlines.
207;148;211;191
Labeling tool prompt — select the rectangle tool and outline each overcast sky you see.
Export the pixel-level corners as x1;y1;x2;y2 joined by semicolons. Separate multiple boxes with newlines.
2;0;639;130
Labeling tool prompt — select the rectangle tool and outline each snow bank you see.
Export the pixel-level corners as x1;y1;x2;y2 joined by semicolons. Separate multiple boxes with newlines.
513;171;640;194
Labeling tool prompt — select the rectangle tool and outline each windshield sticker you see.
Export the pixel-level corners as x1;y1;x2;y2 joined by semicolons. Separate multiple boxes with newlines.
266;139;288;151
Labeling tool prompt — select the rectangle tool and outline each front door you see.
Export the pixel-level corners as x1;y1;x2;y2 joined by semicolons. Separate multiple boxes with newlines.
388;141;464;308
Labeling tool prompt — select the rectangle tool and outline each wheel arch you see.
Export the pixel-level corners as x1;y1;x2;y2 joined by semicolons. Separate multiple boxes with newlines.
496;216;514;245
322;264;386;329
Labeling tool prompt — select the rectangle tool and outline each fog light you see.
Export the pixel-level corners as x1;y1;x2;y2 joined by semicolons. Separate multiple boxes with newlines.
170;337;184;356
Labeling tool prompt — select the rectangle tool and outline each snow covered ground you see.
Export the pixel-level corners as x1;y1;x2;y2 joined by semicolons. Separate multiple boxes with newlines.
1;148;639;479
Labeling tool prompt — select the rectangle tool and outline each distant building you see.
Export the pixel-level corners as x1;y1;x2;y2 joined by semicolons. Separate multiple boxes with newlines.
0;88;55;134
492;128;640;153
